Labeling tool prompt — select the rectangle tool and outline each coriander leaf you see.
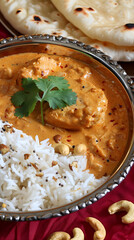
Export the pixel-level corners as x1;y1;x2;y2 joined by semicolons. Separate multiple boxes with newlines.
36;93;42;102
14;105;28;118
44;89;77;109
11;91;25;107
44;90;67;109
22;78;35;89
61;89;77;106
11;76;77;124
14;96;38;118
47;76;70;90
34;78;53;94
34;76;70;93
11;78;39;118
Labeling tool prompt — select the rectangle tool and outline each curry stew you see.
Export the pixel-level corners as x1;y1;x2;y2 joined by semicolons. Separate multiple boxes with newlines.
0;52;130;178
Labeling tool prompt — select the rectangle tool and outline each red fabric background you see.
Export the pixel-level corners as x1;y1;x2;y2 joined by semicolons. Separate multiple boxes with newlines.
0;23;134;240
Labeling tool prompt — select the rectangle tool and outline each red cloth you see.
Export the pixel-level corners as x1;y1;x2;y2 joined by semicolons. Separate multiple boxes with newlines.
0;23;134;240
0;24;10;39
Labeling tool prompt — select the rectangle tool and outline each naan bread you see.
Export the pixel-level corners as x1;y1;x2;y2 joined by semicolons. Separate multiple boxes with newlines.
0;0;134;61
51;0;134;47
0;0;76;37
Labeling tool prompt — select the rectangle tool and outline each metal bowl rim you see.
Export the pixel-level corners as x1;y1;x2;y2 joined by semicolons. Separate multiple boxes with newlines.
0;34;133;221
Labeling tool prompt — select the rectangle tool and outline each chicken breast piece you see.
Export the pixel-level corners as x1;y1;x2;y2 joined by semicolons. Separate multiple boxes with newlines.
17;55;108;130
44;84;108;130
17;56;57;87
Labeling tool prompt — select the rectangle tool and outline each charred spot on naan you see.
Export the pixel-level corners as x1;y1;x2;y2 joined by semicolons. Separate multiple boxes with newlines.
124;23;134;30
31;15;50;24
88;7;95;11
16;9;22;14
33;15;42;22
74;7;95;16
31;15;44;24
74;8;83;12
15;8;27;19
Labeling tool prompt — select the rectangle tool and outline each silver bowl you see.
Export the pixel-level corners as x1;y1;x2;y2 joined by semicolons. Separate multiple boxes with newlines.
0;35;134;221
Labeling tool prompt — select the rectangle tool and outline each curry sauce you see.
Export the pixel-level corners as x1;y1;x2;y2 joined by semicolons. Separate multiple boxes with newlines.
0;53;129;178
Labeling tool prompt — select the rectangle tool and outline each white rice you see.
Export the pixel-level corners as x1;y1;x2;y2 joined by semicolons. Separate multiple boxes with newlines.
0;120;108;211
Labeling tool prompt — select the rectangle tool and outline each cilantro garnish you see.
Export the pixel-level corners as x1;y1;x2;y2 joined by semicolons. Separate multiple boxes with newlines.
11;76;77;125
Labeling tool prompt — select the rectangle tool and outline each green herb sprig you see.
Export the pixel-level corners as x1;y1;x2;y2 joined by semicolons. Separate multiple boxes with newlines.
11;76;77;125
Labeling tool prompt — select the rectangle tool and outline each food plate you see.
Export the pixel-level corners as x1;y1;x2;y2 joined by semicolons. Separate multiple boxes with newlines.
0;35;134;221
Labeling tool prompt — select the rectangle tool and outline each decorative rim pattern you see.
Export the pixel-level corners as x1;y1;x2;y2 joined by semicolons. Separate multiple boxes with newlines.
0;34;134;221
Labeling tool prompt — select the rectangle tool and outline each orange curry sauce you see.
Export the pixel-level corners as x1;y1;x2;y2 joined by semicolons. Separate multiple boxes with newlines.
0;53;129;178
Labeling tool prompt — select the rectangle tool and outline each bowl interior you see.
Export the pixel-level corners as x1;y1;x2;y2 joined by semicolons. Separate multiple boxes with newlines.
0;38;133;220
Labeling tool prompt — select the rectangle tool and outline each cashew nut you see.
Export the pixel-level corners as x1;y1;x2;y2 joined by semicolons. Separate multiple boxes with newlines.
69;161;78;171
47;228;84;240
47;231;71;240
86;217;106;240
73;144;87;155
55;144;70;156
71;228;84;240
108;200;134;224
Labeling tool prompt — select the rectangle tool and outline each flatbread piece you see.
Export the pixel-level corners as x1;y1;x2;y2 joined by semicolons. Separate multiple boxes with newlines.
51;0;134;46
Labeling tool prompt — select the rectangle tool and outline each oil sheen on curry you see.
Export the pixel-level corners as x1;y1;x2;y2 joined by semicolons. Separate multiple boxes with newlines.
0;53;129;178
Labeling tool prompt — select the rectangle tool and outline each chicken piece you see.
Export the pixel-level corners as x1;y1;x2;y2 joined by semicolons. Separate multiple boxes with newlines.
0;67;13;79
17;56;107;130
17;56;57;87
44;83;108;130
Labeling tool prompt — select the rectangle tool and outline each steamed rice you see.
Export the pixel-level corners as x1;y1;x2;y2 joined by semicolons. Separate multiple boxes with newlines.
0;120;108;211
